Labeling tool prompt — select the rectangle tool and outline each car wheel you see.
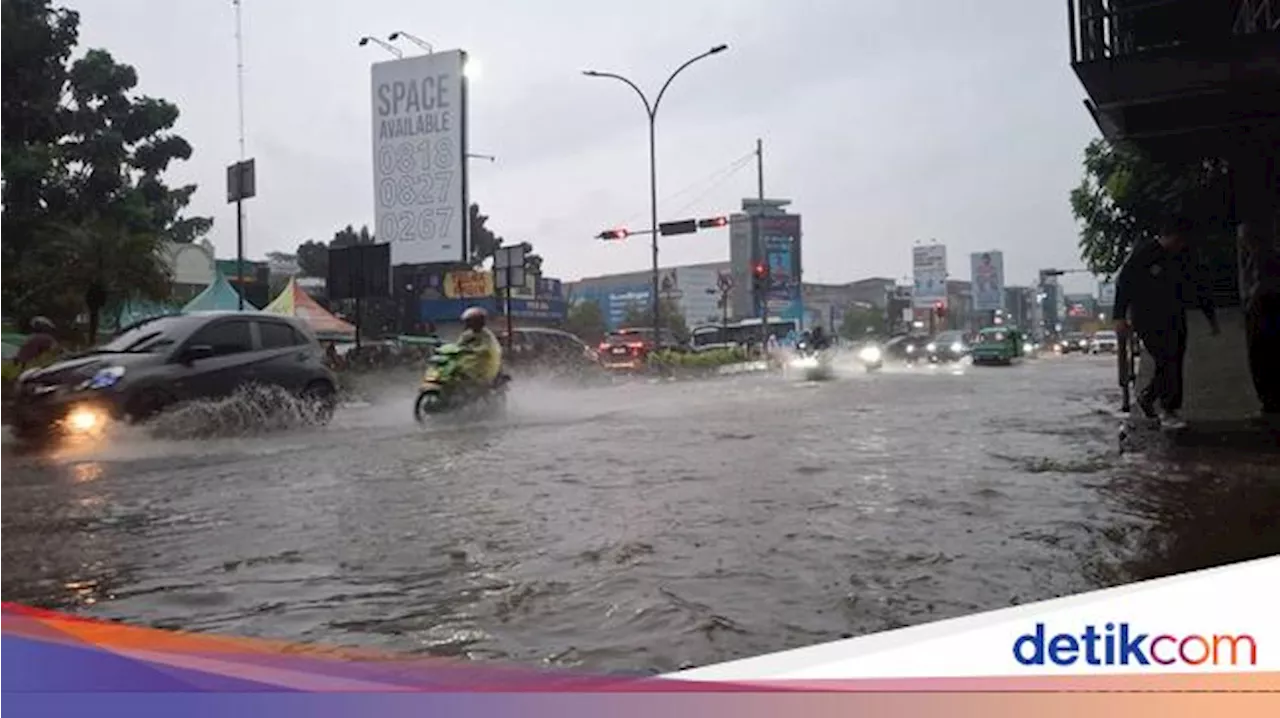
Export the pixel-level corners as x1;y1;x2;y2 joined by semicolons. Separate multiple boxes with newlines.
301;381;336;425
127;388;172;423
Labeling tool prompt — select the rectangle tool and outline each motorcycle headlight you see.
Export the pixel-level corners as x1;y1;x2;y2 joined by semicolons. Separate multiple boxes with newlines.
950;342;963;353
1022;343;1033;353
858;346;882;363
926;343;937;353
78;365;125;391
905;345;915;353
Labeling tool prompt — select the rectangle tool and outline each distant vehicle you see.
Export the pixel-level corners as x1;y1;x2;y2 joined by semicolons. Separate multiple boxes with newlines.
1060;332;1090;354
10;312;338;440
970;327;1027;366
1090;330;1119;354
926;330;970;363
498;327;600;375
884;334;928;364
597;327;681;370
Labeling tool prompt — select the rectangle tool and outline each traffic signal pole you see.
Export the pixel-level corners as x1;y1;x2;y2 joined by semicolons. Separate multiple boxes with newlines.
756;137;768;353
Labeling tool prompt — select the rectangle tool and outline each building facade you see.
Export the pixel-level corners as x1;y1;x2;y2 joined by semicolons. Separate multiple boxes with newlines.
566;261;732;330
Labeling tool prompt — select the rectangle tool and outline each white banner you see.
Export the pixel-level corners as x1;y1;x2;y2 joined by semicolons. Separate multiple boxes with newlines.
912;244;947;308
370;50;468;265
669;557;1277;680
970;250;1005;312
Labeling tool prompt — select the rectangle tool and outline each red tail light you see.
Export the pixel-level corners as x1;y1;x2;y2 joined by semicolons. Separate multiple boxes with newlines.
627;341;646;349
598;342;610;352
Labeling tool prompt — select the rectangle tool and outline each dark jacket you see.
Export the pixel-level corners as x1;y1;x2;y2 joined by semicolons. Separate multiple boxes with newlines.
1113;240;1217;332
1237;220;1280;309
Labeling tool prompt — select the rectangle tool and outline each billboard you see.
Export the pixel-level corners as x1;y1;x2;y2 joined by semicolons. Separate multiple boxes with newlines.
1098;281;1116;308
912;244;947;308
759;215;804;322
371;49;468;265
969;250;1005;312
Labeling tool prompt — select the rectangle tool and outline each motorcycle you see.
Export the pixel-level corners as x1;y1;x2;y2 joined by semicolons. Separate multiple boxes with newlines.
787;340;835;380
413;343;511;422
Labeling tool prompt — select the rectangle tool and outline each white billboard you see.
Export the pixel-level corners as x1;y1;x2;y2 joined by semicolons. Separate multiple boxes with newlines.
370;49;468;266
1098;280;1116;307
970;250;1005;312
912;244;948;308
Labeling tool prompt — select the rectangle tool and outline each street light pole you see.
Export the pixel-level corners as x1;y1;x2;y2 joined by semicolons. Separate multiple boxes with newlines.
388;31;433;53
583;44;728;338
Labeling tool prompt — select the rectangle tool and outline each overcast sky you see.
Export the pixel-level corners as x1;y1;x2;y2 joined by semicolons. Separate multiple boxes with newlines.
70;0;1102;293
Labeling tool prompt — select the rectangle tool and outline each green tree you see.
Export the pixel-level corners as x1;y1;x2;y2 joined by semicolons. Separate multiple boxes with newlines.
1069;138;1232;276
468;203;503;267
564;300;607;342
621;297;688;341
2;1;210;338
295;239;328;277
838;304;885;339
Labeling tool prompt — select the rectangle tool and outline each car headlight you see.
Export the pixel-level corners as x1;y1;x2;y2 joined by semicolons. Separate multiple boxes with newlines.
1022;343;1033;353
950;342;963;353
858;346;882;363
905;345;915;353
78;365;125;391
926;343;937;352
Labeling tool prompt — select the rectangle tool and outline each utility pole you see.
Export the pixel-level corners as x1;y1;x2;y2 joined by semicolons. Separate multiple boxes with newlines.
756;137;768;353
234;0;246;310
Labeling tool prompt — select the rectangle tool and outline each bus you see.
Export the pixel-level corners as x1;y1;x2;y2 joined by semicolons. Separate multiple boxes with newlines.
690;318;798;350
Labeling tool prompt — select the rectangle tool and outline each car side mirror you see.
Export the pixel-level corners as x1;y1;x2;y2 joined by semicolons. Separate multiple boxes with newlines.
181;344;215;364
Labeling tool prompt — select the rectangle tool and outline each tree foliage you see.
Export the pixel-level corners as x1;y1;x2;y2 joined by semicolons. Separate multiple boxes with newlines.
1069;138;1232;276
621;297;688;341
564;300;607;342
2;0;211;338
838;304;885;339
468;203;502;267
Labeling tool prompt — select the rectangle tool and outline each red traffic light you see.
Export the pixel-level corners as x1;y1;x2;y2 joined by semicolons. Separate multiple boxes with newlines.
697;216;729;229
597;228;629;241
752;261;768;279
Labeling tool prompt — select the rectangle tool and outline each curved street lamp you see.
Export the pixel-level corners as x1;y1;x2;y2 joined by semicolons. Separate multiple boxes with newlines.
582;44;728;335
358;36;402;58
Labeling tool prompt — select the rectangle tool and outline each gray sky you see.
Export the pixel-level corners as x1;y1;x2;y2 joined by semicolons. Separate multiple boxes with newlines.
71;0;1102;293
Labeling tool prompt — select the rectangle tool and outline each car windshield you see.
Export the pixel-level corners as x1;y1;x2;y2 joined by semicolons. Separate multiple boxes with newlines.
98;316;186;353
1095;331;1117;339
935;332;964;343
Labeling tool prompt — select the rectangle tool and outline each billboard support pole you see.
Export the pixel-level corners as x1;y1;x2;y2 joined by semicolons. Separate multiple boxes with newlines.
234;0;247;310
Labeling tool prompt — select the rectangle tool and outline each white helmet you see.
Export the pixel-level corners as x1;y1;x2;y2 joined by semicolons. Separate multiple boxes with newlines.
460;306;488;328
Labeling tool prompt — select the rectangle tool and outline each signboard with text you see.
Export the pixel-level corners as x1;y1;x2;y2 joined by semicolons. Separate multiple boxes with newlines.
912;244;947;308
370;49;468;265
758;215;804;322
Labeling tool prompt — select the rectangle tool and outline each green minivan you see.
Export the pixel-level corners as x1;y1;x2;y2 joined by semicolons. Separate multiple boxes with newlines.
970;326;1025;366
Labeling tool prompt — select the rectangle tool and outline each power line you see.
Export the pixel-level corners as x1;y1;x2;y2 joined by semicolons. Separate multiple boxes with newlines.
617;149;757;226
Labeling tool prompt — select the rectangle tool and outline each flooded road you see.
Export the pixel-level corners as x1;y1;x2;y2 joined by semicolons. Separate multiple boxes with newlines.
4;355;1278;673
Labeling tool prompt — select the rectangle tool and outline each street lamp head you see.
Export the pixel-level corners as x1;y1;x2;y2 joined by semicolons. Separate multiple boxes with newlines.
582;69;601;76
358;36;372;46
388;32;402;40
709;44;729;54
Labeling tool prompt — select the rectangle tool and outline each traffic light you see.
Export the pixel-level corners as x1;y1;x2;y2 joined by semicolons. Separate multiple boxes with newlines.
596;228;629;241
697;216;729;229
751;261;768;289
934;301;947;318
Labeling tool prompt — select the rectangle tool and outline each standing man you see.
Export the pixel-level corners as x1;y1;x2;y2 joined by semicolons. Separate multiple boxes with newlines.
1238;216;1280;420
1113;217;1220;429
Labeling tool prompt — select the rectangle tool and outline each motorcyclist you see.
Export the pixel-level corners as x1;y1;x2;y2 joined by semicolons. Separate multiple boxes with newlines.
810;325;831;351
797;329;813;353
455;306;503;390
15;316;58;369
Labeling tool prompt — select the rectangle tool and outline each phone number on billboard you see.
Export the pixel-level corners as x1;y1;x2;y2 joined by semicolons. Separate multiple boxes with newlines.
376;138;456;209
377;208;456;243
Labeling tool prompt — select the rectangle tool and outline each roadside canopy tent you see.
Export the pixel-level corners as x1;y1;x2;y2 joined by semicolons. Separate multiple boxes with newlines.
264;278;356;340
108;298;181;333
182;271;257;313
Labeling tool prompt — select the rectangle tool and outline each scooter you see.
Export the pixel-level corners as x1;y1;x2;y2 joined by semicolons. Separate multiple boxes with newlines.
413;343;511;422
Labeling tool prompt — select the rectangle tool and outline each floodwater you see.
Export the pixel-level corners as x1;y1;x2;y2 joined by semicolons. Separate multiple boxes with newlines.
3;355;1277;673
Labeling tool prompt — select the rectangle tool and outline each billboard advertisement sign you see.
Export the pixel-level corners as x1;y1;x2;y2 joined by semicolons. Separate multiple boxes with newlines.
371;49;468;265
443;269;492;298
970;250;1005;312
1098;281;1116;308
759;215;804;322
912;244;947;307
